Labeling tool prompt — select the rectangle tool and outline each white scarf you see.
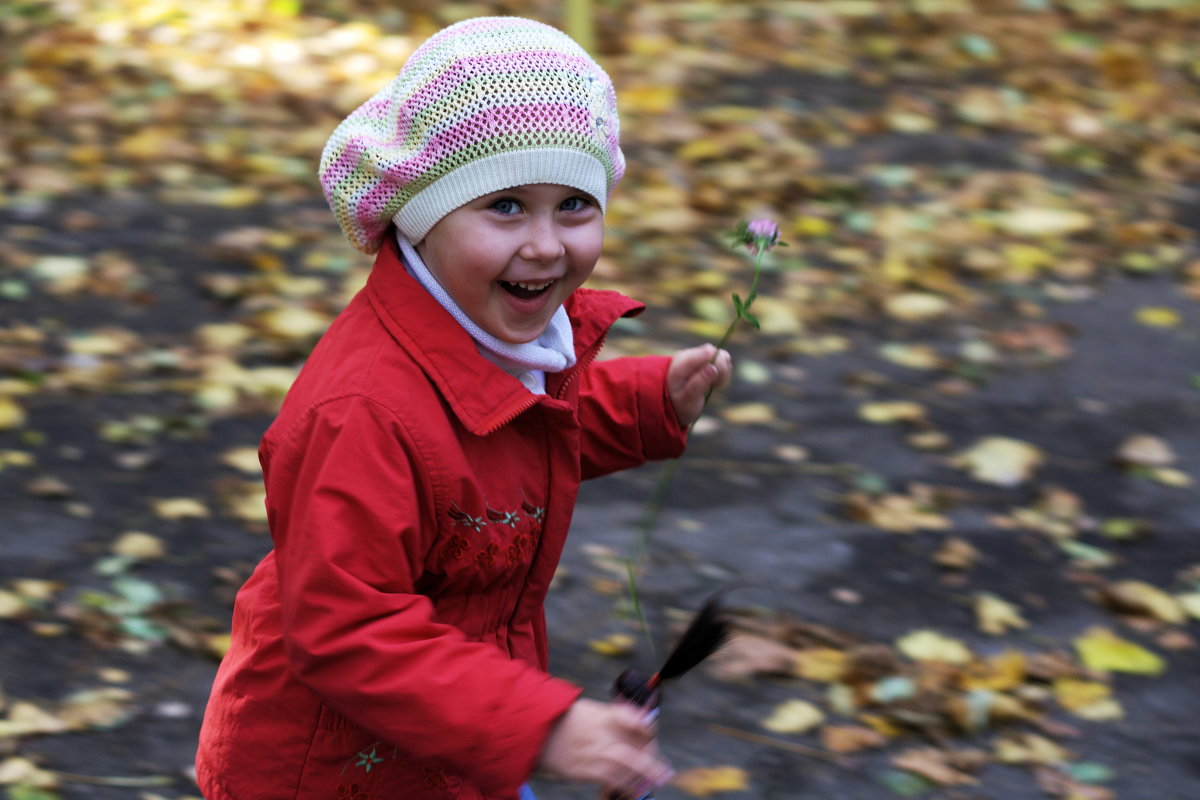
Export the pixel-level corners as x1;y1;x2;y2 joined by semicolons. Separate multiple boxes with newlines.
396;233;576;389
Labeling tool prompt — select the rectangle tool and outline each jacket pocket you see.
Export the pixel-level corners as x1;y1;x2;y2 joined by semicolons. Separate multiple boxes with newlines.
297;710;465;800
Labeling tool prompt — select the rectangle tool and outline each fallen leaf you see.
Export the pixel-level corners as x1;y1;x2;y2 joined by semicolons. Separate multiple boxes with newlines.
220;446;262;474
708;633;799;681
995;208;1092;237
859;401;927;424
1053;679;1123;721
933;537;981;570
0;757;59;789
821;724;889;753
891;747;978;786
588;634;635;658
1150;467;1192;488
956;437;1043;487
1099;580;1186;624
1177;593;1200;620
0;591;27;619
896;630;972;665
719;402;776;425
111;532;166;561
761;699;824;734
1134;306;1181;328
1074;627;1165;675
974;593;1029;635
0;397;27;431
672;766;748;797
151;497;211;520
994;733;1071;765
792;648;848;683
884;292;950;322
1115;434;1175;467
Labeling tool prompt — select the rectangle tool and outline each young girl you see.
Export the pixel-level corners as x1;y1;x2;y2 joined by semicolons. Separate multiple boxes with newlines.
196;16;732;800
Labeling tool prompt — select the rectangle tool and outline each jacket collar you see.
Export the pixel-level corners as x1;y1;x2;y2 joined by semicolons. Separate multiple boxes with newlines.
365;233;644;435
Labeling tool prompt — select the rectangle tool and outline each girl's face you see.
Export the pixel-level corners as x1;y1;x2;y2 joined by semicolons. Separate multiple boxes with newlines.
416;183;604;344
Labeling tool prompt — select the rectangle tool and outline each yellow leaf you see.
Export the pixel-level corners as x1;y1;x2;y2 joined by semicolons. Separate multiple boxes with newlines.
619;85;678;114
1134;306;1181;328
0;397;26;431
672;766;749;797
151;498;211;520
879;343;941;370
933;537;980;570
221;446;262;475
793;216;833;238
884;292;950;322
994;733;1071;765
225;482;268;524
896;630;972;665
1053;679;1123;721
258;306;331;341
588;634;635;658
1103;580;1186;624
995;208;1093;237
1115;434;1175;467
720;402;776;425
0;591;27;620
961;650;1026;692
1003;244;1056;277
956;436;1044;487
0;756;59;789
677;138;728;162
859;401;926;424
761;699;825;734
792;648;847;682
1151;467;1193;488
974;593;1028;635
111;531;166;561
1177;593;1200;620
207;633;233;660
1074;627;1165;675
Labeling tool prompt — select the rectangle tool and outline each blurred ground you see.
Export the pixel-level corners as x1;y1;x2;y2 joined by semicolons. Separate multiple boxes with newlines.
2;2;1199;799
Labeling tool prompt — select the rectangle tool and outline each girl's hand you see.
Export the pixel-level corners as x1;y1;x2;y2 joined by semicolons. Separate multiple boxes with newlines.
539;698;674;796
667;344;733;427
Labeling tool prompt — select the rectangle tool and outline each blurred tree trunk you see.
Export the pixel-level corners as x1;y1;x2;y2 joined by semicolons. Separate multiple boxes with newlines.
564;0;596;53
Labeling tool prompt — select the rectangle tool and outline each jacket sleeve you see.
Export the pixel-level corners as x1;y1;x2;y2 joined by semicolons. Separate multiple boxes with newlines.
575;355;688;480
267;395;581;796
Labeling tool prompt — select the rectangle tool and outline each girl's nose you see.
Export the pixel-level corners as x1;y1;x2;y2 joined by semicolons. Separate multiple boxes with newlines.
519;216;566;263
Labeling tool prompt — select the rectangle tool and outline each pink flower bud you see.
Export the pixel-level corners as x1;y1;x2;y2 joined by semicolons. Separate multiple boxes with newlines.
744;218;780;254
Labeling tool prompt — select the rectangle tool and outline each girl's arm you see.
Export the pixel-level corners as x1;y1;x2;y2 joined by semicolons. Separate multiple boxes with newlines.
575;345;731;480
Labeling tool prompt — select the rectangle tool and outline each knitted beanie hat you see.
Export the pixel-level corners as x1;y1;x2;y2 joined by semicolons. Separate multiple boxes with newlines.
319;16;624;254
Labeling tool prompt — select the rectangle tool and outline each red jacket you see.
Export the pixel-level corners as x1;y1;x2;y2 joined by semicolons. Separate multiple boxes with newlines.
196;236;687;800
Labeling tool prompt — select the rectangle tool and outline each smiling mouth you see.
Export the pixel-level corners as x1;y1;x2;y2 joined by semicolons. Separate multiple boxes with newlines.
499;279;555;300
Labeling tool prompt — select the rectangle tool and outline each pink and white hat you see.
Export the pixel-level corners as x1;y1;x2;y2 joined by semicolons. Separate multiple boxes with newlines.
319;16;624;253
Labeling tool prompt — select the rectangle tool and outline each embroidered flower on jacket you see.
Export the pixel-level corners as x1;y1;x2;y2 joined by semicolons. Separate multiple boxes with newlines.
440;534;469;560
487;507;520;528
419;765;448;789
355;747;384;772
475;542;500;569
337;784;368;800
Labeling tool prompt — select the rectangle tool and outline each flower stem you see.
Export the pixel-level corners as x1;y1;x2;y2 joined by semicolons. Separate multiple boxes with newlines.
625;245;767;641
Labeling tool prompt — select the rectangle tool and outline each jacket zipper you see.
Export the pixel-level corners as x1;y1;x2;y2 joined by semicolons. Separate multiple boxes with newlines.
477;333;609;436
553;333;607;401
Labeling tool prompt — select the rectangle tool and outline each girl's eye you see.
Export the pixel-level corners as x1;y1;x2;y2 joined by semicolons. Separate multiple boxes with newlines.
560;196;591;212
491;198;521;215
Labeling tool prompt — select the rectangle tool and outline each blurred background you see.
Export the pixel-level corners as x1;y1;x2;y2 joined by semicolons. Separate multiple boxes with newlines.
1;1;1199;799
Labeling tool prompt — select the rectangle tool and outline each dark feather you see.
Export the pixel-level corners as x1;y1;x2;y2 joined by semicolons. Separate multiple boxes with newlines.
653;596;731;685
